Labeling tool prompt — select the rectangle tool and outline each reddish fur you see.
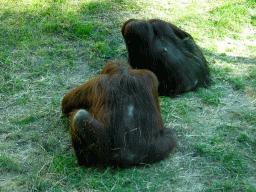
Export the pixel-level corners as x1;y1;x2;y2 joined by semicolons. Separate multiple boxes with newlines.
62;60;178;167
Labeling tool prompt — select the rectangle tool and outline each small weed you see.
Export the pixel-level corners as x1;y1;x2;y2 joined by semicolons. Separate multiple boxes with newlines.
197;86;224;105
237;133;249;143
232;34;240;39
93;42;109;54
228;77;246;90
0;154;21;172
225;48;234;53
75;22;93;37
223;65;233;72
251;16;256;26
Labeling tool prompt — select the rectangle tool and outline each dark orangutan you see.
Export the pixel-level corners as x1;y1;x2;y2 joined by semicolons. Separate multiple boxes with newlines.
62;60;178;168
122;19;211;97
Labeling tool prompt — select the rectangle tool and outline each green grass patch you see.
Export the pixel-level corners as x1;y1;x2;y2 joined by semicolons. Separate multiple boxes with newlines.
207;3;250;37
81;1;112;14
10;115;37;125
228;77;247;90
251;16;256;26
231;110;256;125
51;153;78;174
191;121;255;190
0;154;22;172
197;85;225;105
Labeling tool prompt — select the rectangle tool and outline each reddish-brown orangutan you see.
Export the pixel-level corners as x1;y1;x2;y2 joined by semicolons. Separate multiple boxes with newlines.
62;60;178;168
122;19;211;97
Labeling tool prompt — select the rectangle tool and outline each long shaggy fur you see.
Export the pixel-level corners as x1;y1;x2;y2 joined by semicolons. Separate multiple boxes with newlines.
62;60;178;167
122;19;211;97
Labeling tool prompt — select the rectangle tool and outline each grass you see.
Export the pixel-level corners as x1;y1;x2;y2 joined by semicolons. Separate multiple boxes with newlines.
0;0;256;191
